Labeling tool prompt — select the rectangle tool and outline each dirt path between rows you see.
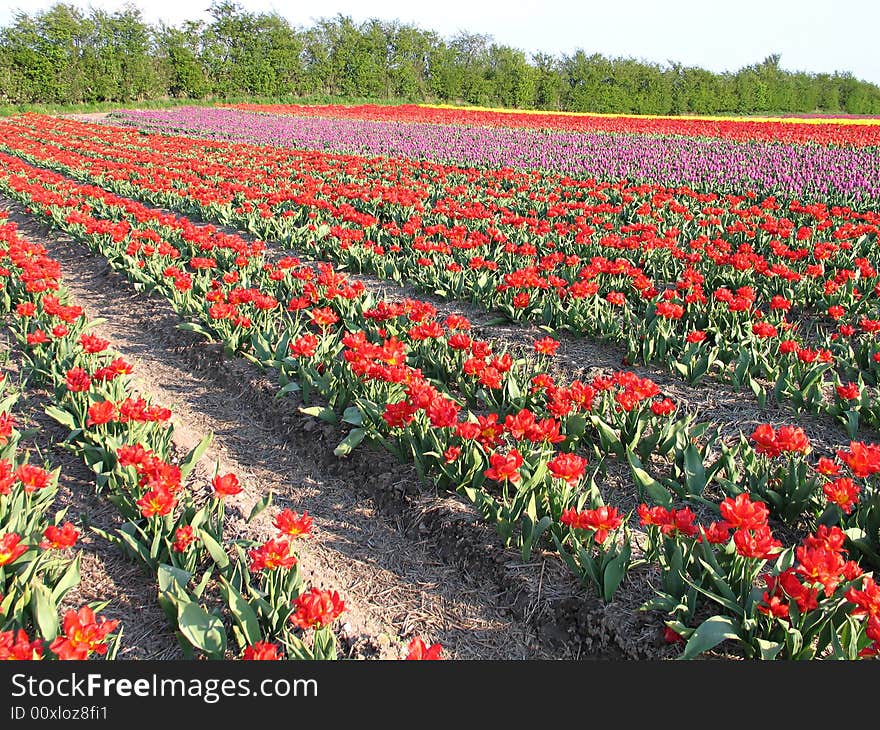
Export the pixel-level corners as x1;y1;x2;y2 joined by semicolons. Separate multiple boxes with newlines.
4;200;657;660
62;112;112;123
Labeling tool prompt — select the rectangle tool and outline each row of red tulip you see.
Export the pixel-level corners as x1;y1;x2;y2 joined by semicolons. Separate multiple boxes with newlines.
1;115;878;434
0;212;429;660
1;213;121;660
2;153;878;656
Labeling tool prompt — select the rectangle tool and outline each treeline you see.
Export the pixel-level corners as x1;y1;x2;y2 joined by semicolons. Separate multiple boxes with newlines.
2;1;880;115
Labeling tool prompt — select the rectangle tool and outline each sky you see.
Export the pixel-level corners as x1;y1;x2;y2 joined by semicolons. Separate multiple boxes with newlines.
2;0;879;85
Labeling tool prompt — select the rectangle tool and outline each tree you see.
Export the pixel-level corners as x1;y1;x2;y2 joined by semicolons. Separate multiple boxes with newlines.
1;4;91;103
487;44;535;109
155;21;209;98
532;52;564;110
2;3;880;113
87;6;158;101
561;51;613;112
386;22;435;100
450;31;493;105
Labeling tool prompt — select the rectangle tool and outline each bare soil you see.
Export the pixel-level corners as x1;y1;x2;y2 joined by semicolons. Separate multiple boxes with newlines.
62;112;113;124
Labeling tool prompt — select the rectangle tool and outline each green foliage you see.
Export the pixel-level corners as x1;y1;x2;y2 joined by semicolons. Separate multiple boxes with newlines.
1;3;879;113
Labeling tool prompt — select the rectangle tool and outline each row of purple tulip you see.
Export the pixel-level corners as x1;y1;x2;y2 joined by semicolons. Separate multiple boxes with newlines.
108;106;880;202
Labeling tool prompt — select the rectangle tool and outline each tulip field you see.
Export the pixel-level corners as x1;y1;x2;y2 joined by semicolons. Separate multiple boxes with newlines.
1;104;880;662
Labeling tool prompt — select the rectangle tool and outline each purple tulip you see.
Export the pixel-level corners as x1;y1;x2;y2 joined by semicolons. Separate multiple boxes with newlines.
110;107;880;201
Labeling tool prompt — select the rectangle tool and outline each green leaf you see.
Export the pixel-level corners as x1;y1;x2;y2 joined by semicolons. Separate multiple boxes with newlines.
843;528;880;562
843;527;867;542
679;615;743;660
602;538;631;602
755;638;784;660
189;504;209;531
694;551;739;605
845;410;860;439
275;381;300;399
642;595;679;613
44;405;77;430
577;545;599;586
50;554;81;604
590;416;620;453
177;601;227;658
220;578;262;648
626;450;672;507
298;405;338;424
177;322;212;338
0;393;21;413
157;563;192;594
179;433;212;482
683;443;707;496
199;529;231;570
111;526;157;570
748;376;764;400
193;568;213;600
240;352;263;368
251;334;272;361
333;428;366;457
565;413;587;437
82;444;110;470
31;582;60;641
341;406;363;426
104;625;124;660
786;627;804;658
247;490;274;523
274;332;292;361
552;533;583;579
521;515;552;562
150;527;164;563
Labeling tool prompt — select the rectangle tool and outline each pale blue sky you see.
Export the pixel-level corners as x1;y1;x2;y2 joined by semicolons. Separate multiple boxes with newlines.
3;0;879;85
